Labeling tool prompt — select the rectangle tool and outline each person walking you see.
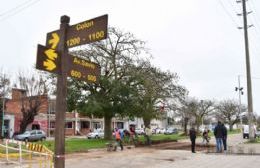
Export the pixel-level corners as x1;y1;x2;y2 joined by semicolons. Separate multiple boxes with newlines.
145;126;152;146
222;123;227;152
115;128;123;151
214;121;224;153
189;126;197;153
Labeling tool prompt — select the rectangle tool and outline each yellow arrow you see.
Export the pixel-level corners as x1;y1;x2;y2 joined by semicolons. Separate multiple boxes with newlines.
43;59;56;71
48;32;59;49
44;49;57;60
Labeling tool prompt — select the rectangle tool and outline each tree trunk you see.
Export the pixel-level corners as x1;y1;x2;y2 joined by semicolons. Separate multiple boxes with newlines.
0;101;3;139
104;116;112;140
0;111;2;139
184;117;189;135
143;117;151;128
229;123;233;131
19;121;28;134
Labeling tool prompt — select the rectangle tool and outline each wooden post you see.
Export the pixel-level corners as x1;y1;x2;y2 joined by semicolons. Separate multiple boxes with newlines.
54;15;70;168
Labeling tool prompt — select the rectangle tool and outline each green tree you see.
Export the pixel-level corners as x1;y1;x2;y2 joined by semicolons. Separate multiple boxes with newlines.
69;27;148;139
128;61;187;127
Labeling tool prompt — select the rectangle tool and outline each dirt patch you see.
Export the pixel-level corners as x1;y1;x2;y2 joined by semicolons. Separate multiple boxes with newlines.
151;141;215;152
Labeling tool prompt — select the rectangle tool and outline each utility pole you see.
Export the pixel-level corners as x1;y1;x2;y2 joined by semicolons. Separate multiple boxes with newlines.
235;75;243;125
239;0;255;141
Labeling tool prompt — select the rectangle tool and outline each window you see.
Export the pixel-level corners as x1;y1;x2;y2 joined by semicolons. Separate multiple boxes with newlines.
81;121;90;129
117;122;124;129
30;131;36;135
48;100;56;114
65;122;73;129
92;122;101;129
50;122;55;128
32;124;40;130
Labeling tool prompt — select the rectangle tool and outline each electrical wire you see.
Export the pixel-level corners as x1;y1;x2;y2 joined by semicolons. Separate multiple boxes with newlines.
0;0;41;21
0;0;35;17
247;2;260;35
217;0;241;28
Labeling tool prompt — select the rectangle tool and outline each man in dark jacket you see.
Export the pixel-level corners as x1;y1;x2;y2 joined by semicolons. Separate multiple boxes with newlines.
222;124;227;151
189;126;196;153
214;121;224;152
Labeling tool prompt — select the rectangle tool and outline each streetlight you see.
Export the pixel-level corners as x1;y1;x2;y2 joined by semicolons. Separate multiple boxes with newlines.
235;75;244;125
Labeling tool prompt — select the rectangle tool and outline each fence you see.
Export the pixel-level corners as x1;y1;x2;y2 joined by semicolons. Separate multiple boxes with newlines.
0;139;53;168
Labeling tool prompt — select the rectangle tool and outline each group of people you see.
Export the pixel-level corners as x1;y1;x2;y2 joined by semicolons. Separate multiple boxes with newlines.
113;126;152;151
189;121;227;153
214;121;227;153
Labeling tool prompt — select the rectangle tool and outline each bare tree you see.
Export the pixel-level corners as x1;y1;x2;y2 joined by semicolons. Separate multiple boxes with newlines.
181;98;214;132
0;69;11;138
214;99;245;131
15;71;48;133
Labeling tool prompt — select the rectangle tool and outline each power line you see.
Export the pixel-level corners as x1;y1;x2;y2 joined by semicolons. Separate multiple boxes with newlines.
0;0;41;21
227;0;240;14
216;0;241;28
247;1;260;35
249;0;260;23
0;0;35;17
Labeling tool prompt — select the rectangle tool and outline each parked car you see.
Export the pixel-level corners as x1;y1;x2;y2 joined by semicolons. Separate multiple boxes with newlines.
87;130;104;139
14;130;46;142
164;128;178;135
135;128;145;135
157;128;166;134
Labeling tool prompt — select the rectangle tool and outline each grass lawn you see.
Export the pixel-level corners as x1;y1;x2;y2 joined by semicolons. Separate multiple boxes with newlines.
151;134;186;141
35;133;184;153
228;129;241;135
135;133;185;144
38;138;109;153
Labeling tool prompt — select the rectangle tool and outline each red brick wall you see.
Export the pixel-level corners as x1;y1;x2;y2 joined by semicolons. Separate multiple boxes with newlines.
5;95;48;115
5;91;48;133
11;89;26;100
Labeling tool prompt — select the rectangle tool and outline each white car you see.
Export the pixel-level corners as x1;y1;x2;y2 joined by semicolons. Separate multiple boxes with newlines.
87;130;104;139
156;128;166;134
135;128;145;135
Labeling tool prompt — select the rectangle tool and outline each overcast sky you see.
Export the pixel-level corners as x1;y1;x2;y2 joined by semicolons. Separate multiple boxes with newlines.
1;0;260;115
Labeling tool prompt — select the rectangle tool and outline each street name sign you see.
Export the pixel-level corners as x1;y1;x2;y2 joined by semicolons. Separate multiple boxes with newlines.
68;56;101;83
46;14;108;49
36;44;101;83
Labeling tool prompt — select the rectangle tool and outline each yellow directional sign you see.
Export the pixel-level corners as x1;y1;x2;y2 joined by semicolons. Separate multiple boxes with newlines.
48;32;60;49
43;59;56;71
44;49;58;60
36;44;60;74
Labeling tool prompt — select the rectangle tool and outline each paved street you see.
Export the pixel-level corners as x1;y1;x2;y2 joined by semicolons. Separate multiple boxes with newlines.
63;147;260;168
